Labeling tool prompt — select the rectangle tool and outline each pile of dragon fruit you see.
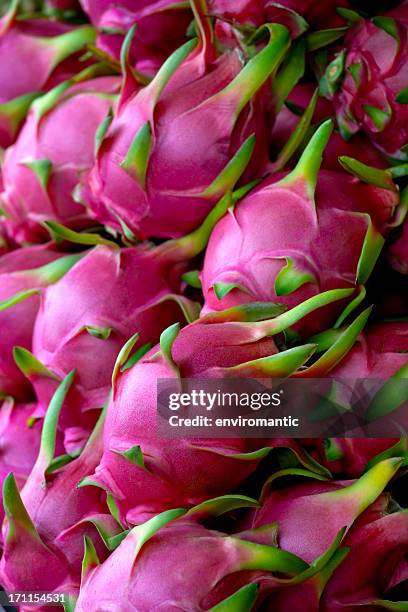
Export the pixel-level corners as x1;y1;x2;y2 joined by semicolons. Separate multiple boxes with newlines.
0;0;407;609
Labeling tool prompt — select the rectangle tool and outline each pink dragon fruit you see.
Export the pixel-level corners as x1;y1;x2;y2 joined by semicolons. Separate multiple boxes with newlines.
0;374;121;606
76;497;312;611
87;291;370;526
79;0;192;77
1;74;120;245
201;121;400;336
22;245;198;433
0;244;81;400
270;82;388;171
0;400;42;526
13;194;239;447
208;0;351;41
388;218;408;274
322;3;408;161
249;459;402;563
0;1;95;148
83;11;291;239
251;461;405;609
328;320;408;379
303;320;408;477
307;437;407;479
321;508;408;610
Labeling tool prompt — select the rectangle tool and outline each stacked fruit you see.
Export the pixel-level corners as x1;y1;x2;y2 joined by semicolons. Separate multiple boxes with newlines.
0;0;407;609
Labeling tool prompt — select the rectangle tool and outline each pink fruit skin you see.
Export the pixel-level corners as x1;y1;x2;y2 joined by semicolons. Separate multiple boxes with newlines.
76;514;303;611
82;0;192;76
265;507;408;610
0;15;95;148
0;411;120;604
0;401;41;526
0;244;71;400
201;171;397;336
1;77;120;244
329;4;408;160
248;460;405;609
29;244;196;447
84;23;290;239
250;480;377;564
0;18;71;102
321;510;408;610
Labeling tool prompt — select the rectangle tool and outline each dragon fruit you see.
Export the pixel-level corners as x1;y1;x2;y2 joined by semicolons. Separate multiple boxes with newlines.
270;82;388;171
303;320;408;476
0;2;95;148
249;459;402;563
201;120;401;336
0;400;42;526
83;10;291;239
20;245;198;436
88;291;370;526
208;0;351;42
0;244;81;400
76;496;314;611
79;0;192;77
13;194;241;446
250;461;405;609
322;3;408;161
1;74;120;245
0;374;121;605
328;320;408;379
307;437;407;479
321;508;408;610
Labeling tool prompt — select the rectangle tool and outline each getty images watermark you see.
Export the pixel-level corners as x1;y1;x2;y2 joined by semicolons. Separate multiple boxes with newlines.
157;378;408;438
166;388;299;429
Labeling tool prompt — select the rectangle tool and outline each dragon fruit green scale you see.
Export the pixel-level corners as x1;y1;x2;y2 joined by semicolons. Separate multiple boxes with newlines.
83;18;290;239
